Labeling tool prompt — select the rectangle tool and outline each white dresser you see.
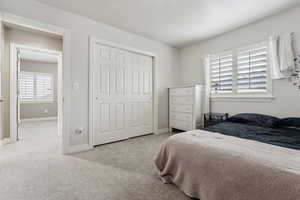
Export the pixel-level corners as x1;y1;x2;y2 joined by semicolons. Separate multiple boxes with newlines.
169;85;204;132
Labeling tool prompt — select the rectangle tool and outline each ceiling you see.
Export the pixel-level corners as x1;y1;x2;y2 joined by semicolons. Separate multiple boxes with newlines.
36;0;300;47
20;49;58;63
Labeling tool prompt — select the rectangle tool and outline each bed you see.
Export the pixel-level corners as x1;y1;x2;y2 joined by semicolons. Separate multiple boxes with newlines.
206;122;300;150
154;114;300;200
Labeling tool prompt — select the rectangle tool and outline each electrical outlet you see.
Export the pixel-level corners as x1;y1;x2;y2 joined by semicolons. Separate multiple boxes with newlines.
73;82;80;91
74;128;84;135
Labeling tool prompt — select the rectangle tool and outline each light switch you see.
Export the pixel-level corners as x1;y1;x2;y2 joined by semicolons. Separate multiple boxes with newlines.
73;82;80;91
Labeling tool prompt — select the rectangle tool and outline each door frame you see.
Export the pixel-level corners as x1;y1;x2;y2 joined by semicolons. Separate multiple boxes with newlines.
10;43;62;141
1;12;71;154
89;37;158;146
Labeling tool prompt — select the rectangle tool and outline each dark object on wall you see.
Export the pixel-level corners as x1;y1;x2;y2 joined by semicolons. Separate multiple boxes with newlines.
289;54;300;89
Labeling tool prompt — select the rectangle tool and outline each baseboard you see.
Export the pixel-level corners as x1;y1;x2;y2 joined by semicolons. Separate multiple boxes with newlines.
0;138;12;146
20;117;58;123
66;144;93;154
155;128;169;135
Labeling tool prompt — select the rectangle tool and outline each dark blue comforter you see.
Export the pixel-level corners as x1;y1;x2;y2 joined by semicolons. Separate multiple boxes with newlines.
205;122;300;150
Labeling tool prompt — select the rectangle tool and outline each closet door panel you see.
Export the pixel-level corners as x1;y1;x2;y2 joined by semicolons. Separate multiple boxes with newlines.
126;54;153;138
93;43;154;145
93;45;128;145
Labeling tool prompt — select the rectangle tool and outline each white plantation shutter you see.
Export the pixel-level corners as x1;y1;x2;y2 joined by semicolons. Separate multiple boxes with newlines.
19;72;34;100
36;74;53;100
237;43;269;93
19;71;54;102
209;41;271;97
210;53;233;94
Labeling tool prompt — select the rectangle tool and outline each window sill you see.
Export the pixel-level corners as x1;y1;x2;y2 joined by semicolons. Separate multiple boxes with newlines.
210;95;275;102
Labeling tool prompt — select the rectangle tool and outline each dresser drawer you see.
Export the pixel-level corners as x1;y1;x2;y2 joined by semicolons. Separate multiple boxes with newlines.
170;120;193;131
170;112;193;122
170;87;194;96
170;96;194;105
170;104;193;113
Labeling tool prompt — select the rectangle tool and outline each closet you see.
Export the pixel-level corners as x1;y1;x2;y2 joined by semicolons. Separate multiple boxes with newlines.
91;43;153;145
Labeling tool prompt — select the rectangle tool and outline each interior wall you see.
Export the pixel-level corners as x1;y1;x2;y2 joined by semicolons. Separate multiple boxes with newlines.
0;0;181;145
20;59;58;120
179;6;300;118
2;26;62;138
0;23;5;139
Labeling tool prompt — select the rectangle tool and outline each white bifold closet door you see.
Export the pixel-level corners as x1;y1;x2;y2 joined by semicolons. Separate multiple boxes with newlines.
92;43;153;145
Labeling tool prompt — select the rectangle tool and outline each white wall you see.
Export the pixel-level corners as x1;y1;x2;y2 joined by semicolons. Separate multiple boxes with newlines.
179;6;300;118
0;0;180;145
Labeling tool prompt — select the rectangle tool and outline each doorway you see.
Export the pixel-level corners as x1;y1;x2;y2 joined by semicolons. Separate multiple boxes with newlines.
10;44;62;152
0;13;71;154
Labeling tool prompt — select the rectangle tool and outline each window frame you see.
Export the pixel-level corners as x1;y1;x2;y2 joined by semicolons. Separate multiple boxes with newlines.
209;41;273;101
19;71;55;104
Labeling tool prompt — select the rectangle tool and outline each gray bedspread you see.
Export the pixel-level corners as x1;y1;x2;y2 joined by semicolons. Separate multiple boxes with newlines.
154;130;300;200
205;122;300;150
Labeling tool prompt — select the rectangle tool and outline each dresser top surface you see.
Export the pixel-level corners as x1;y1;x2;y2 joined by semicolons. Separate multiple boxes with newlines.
168;84;203;89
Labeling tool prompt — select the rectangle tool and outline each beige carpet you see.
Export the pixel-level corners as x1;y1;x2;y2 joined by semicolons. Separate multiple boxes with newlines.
0;121;190;200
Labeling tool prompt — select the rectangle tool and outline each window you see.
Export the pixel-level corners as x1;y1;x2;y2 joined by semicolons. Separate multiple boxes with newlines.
210;52;233;94
209;41;271;98
237;43;268;93
19;72;34;100
19;71;54;102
